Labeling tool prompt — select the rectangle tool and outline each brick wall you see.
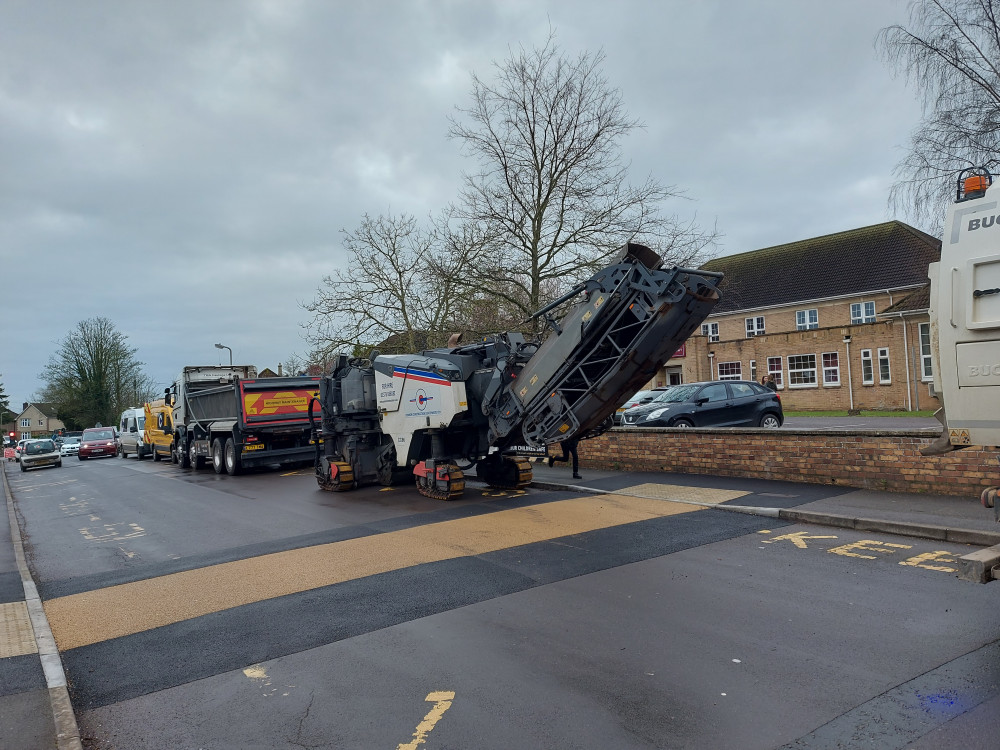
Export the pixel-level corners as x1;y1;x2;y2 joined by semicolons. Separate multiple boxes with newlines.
579;428;998;497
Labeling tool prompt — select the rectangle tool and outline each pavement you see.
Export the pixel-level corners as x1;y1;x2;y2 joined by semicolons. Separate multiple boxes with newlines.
3;458;1000;749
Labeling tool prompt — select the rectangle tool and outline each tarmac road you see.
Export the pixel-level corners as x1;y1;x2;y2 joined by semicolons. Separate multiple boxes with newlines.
4;454;1000;749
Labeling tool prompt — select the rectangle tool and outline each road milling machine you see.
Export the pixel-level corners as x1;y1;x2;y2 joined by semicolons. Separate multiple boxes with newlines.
926;167;1000;519
310;242;723;500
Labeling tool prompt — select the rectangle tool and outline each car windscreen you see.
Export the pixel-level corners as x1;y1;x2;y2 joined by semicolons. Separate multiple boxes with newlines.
63;437;81;445
26;441;55;454
85;430;115;441
653;385;699;403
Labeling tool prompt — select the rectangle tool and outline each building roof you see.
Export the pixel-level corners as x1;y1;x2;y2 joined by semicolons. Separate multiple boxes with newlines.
881;284;930;315
20;402;58;418
700;221;940;314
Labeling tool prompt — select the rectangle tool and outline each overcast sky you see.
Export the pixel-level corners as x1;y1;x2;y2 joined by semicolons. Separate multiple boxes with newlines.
1;0;925;408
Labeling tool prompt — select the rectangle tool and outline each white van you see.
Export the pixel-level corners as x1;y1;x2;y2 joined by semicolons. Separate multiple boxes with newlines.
118;407;149;459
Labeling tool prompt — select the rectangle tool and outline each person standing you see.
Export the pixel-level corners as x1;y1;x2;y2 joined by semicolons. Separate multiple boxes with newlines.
548;436;581;479
763;375;778;391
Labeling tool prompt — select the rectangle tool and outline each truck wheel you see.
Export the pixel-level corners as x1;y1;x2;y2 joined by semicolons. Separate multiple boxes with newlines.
178;441;191;469
224;439;243;476
190;443;205;470
152;447;161;462
136;445;144;461
212;439;225;475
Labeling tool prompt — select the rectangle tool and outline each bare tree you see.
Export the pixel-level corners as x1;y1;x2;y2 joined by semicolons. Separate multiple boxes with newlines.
303;213;469;356
878;0;1000;229
40;317;156;429
447;32;718;324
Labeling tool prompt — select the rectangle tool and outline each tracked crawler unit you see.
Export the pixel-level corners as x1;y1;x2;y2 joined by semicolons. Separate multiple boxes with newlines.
311;242;723;499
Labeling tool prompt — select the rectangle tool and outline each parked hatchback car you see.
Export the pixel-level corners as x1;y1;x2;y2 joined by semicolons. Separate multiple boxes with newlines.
612;387;670;425
19;439;62;472
78;427;119;460
621;380;783;428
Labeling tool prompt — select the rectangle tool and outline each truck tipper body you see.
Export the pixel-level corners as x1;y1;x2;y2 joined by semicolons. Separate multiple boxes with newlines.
167;365;320;475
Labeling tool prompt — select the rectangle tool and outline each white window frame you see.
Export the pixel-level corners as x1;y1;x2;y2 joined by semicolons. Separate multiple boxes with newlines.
717;361;742;381
787;353;818;388
822;352;840;386
749;359;757;383
20;432;30;440
851;301;877;324
20;418;29;428
767;356;783;389
745;316;766;338
861;349;874;385
918;322;933;381
37;418;44;426
701;322;719;343
878;347;891;384
796;309;819;331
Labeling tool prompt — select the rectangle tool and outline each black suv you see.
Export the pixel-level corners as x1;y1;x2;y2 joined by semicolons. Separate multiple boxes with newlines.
621;380;783;428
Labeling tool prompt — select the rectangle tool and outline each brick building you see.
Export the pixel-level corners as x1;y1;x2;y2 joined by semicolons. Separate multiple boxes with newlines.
650;221;942;412
13;402;65;440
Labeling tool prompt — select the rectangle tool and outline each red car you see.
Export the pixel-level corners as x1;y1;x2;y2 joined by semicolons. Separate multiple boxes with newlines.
78;427;119;460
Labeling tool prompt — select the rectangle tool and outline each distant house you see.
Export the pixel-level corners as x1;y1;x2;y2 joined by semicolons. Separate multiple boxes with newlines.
14;402;66;440
648;221;941;412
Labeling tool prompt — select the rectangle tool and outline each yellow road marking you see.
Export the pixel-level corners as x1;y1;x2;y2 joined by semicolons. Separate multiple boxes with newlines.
828;540;912;560
761;531;838;549
45;493;701;651
397;691;455;750
899;550;959;572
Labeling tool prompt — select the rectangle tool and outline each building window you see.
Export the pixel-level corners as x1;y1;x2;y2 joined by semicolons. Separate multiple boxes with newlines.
878;347;891;384
701;322;719;343
851;301;877;324
20;432;30;440
38;418;44;426
796;309;819;330
822;352;840;385
718;361;742;380
749;359;757;383
788;354;818;388
861;349;874;385
20;418;29;428
745;316;766;338
919;322;933;380
767;356;783;388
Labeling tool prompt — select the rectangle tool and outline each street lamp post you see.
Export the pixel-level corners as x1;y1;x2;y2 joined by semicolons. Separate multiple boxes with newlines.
215;343;233;367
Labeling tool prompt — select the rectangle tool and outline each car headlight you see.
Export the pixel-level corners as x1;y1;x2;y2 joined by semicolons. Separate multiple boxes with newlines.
646;408;669;420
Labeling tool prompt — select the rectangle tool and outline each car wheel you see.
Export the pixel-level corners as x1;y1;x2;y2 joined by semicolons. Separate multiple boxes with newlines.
19;463;26;472
758;413;781;428
224;438;243;476
56;460;62;468
136;445;144;461
212;439;225;475
672;419;693;428
152;447;162;462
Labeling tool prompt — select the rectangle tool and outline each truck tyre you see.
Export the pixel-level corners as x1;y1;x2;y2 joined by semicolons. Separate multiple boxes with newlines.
153;447;162;462
212;439;225;475
190;443;205;470
136;444;144;461
224;438;243;476
178;441;191;469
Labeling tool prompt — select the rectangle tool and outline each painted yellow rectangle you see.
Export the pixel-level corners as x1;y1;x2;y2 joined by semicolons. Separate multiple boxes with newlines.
45;494;701;651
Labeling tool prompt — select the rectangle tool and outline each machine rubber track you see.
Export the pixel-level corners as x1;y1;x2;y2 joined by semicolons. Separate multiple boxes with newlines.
416;464;465;500
317;461;355;492
480;456;533;490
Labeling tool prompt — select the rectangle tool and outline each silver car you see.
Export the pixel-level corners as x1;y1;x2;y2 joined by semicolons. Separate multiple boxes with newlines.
19;439;63;472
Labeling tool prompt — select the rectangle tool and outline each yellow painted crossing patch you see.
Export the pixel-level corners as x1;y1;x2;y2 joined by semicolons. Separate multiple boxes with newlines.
45;493;703;651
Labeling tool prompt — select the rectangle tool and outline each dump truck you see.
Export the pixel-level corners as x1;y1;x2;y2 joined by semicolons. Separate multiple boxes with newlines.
926;167;1000;520
166;365;320;475
310;242;723;500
